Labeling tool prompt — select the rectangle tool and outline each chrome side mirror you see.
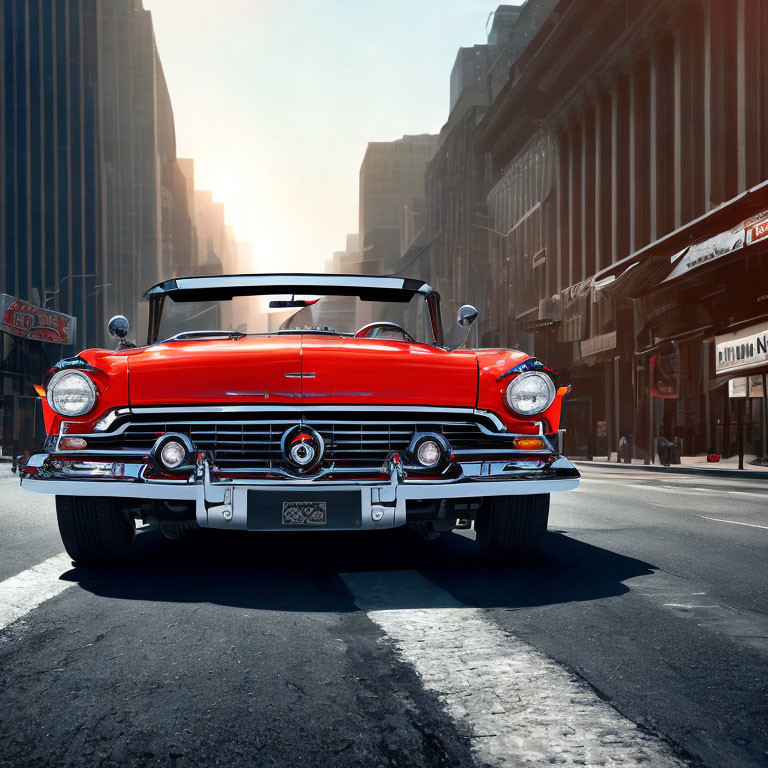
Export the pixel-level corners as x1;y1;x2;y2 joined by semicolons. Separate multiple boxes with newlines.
448;305;479;351
108;315;137;349
108;315;129;339
457;305;478;328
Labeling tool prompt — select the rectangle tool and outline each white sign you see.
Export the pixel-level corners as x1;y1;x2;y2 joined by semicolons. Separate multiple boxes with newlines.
715;322;768;375
728;376;765;398
580;331;617;358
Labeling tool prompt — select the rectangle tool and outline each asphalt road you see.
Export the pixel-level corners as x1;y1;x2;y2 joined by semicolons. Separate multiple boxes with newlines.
0;463;766;767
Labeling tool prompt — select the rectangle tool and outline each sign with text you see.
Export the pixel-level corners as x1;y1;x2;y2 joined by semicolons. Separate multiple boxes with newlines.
580;331;617;358
745;212;768;246
0;294;76;345
715;322;768;375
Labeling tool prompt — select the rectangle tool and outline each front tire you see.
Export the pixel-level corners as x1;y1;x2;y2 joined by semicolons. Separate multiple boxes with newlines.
475;494;550;561
56;496;135;565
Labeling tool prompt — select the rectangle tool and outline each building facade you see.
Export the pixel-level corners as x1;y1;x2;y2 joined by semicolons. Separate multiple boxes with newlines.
475;0;768;461
408;2;555;341
0;0;199;456
359;134;438;276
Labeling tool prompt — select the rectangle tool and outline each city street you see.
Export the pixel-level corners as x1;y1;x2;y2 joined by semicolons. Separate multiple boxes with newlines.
0;464;766;767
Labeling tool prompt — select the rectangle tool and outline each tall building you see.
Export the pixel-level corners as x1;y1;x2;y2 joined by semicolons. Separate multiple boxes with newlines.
409;2;553;336
359;134;438;275
0;0;193;455
325;234;367;274
476;0;768;461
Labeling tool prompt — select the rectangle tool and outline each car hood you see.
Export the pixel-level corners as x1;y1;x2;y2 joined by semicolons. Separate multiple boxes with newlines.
125;335;480;408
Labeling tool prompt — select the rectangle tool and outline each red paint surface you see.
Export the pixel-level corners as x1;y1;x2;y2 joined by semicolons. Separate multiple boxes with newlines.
127;337;302;405
301;336;477;407
40;337;568;436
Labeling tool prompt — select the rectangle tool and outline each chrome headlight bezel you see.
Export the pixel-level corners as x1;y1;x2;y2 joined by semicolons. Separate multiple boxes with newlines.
46;370;98;417
505;371;556;416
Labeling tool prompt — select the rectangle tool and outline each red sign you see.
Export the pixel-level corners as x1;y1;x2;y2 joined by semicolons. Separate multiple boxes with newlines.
650;353;678;399
745;213;768;246
1;294;76;344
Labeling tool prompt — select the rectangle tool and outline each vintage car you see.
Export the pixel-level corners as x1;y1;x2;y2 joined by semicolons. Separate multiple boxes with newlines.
21;274;579;563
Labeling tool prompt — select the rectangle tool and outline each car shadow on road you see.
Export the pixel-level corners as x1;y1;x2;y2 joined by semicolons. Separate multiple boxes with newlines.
61;525;657;615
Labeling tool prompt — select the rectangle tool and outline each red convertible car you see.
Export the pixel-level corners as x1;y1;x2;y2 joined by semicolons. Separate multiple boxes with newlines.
21;274;579;563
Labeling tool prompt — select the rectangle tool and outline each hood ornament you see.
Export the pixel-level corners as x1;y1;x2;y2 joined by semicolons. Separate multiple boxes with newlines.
282;426;324;472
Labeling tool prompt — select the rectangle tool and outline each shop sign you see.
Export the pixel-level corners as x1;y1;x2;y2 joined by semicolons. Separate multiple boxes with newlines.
715;322;768;375
728;376;765;398
580;331;617;358
650;352;679;399
0;294;76;345
745;211;768;245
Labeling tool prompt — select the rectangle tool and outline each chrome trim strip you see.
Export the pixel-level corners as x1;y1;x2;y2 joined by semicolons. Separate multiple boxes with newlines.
21;476;578;501
48;449;148;458
88;405;507;432
127;404;484;415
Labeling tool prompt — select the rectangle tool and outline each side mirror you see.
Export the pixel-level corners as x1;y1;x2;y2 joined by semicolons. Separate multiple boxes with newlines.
108;315;130;339
457;305;478;328
448;305;479;351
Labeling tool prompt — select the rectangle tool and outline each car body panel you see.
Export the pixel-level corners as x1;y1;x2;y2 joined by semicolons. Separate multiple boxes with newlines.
300;336;478;407
127;336;302;406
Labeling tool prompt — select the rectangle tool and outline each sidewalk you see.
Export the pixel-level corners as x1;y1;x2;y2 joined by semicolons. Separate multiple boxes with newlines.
575;454;768;480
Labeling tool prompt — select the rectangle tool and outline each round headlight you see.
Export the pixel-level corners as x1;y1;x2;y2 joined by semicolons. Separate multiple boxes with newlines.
505;371;555;415
416;439;442;467
160;440;187;470
46;370;97;417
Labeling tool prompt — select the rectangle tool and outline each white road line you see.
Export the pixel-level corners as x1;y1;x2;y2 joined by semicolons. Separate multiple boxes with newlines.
0;553;74;631
697;515;768;530
628;484;711;495
342;570;684;767
723;490;767;499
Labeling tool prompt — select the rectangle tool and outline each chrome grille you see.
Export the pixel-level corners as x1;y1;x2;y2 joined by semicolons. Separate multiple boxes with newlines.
97;416;517;471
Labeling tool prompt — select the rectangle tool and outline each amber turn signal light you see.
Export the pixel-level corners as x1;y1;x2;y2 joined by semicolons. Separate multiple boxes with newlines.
33;384;46;397
59;437;88;451
512;437;547;451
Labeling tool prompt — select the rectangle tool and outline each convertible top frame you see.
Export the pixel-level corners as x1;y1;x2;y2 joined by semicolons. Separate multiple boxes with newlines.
143;273;444;347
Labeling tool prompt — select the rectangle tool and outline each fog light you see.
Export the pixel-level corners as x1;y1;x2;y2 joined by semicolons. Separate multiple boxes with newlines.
59;437;87;451
371;506;385;522
417;439;442;467
159;440;186;470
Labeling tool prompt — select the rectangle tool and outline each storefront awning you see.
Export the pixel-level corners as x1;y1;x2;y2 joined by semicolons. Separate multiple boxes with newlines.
596;253;679;300
593;178;768;288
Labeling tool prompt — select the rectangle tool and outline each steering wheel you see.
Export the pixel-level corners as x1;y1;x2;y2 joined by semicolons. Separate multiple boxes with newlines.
354;321;416;342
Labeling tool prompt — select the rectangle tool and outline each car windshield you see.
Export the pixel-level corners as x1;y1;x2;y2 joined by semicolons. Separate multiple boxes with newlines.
156;293;436;344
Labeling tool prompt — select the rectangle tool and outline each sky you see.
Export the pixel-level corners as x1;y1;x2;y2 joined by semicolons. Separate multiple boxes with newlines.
142;0;515;273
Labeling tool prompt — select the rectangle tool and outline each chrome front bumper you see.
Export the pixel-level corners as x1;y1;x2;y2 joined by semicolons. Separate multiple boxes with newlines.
20;454;579;531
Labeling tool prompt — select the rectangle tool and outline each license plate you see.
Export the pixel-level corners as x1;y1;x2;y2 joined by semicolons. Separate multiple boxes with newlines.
247;490;362;530
281;500;327;526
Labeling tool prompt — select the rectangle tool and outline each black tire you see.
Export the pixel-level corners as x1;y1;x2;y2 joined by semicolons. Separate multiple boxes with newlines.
56;496;136;565
475;493;550;561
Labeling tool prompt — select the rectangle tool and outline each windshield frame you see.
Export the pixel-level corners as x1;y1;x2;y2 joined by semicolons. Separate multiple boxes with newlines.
143;274;444;347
